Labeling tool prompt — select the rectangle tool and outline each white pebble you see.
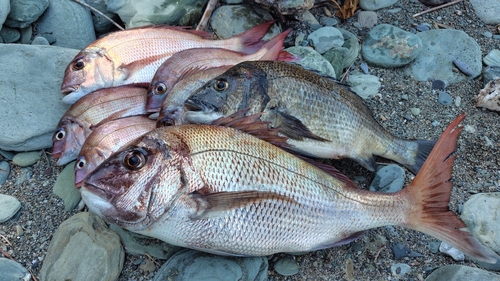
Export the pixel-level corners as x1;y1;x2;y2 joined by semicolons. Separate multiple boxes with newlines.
455;96;461;107
439;242;464;261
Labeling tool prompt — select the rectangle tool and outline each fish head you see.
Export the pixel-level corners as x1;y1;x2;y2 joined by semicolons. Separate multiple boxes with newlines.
61;48;115;104
52;118;89;166
80;131;186;230
184;63;269;124
146;66;182;113
74;150;105;188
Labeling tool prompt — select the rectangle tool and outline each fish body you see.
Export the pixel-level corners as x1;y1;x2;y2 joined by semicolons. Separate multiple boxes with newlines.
183;61;435;173
80;113;498;263
146;30;297;112
61;21;275;104
52;85;148;165
74;116;156;187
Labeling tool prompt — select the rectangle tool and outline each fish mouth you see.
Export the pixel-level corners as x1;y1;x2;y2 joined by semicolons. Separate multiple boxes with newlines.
61;85;79;95
184;99;206;112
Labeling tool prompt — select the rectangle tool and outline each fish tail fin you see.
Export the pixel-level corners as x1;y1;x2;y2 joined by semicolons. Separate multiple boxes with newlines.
232;20;275;54
400;113;499;263
259;29;300;62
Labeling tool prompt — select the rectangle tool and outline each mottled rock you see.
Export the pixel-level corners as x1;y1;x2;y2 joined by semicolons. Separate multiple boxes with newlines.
360;0;398;11
369;164;405;193
274;257;299;276
5;0;48;28
391;263;410;276
362;24;422;68
0;44;77;151
410;29;482;84
109;224;182;260
39;212;124;281
53;162;81;211
348;73;381;99
107;0;208;28
153;249;268;281
12;151;40;167
253;0;314;14
210;5;280;41
469;0;500;25
36;0;96;49
307;26;344;54
0;258;30;281
425;265;500;281
0;161;10;185
285;46;336;78
0;194;21;223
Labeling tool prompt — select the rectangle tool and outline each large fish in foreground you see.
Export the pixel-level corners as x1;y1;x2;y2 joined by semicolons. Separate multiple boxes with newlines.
60;21;274;104
80;112;498;264
178;61;435;174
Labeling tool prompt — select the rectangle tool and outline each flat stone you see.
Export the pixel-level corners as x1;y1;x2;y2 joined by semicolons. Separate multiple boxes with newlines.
12;151;40;167
109;224;182;260
153;249;268;281
357;11;377;29
209;4;280;41
285;46;336;78
362;24;422;68
0;257;30;281
5;0;48;28
369;164;405;193
0;0;9;27
39;212;124;281
307;26;344;54
0;194;21;223
36;0;96;50
53;161;81;212
0;44;77;151
392;243;423;260
31;35;50;45
425;265;500;281
348;73;381;99
0;161;10;185
107;0;208;28
274;257;299;276
410;29;482;84
469;0;500;25
359;0;398;11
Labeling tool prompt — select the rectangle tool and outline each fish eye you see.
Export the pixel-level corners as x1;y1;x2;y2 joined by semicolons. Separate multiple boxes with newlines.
123;150;147;170
54;128;66;140
75;157;86;170
153;82;167;95
213;79;229;92
72;60;85;71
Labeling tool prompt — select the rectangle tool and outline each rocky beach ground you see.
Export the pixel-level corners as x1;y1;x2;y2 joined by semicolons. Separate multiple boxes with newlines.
1;0;500;280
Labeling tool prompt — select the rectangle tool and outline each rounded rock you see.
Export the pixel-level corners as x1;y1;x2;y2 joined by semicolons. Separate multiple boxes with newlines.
0;160;10;185
0;194;21;223
369;164;405;193
5;0;49;28
348;73;381;99
360;0;398;10
285;46;336;78
0;26;20;43
484;49;500;67
12;151;40;167
0;257;30;280
438;91;453;106
307;26;344;54
425;265;500;281
274;257;299;276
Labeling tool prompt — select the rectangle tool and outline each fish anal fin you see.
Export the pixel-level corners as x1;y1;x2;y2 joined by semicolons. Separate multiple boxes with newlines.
401;113;500;263
276;111;329;142
211;109;290;150
190;190;296;219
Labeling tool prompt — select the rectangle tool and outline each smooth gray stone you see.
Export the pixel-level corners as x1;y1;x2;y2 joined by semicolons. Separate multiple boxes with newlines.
31;35;50;45
0;0;9;27
357;11;377;28
81;0;119;34
19;25;32;44
483;66;500;86
5;0;48;28
285;46;336;78
439;242;464;261
274;257;299;276
0;194;21;223
0;257;30;281
153;249;268;281
12;151;40;167
360;0;398;10
109;224;182;260
107;0;208;28
425;265;500;281
469;0;500;25
390;263;410;276
307;26;343;54
410;29;481;84
37;0;96;50
348;73;381;99
338;28;360;68
39;212;124;281
438;91;453;106
0;44;77;151
0;26;20;43
53;161;81;211
210;5;280;41
0;161;10;185
253;0;314;14
461;193;500;254
0;149;15;160
362;24;422;68
323;48;346;79
369;164;405;193
484;49;500;67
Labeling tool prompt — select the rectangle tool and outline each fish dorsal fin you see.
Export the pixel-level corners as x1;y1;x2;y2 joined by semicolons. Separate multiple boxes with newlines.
127;25;215;39
211;108;290;149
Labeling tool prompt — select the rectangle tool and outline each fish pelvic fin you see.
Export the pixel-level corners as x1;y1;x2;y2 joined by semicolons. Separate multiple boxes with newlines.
400;113;499;264
231;20;274;54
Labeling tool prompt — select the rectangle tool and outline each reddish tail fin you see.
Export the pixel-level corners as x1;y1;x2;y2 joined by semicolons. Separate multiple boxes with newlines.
259;29;300;62
401;113;499;263
233;20;275;54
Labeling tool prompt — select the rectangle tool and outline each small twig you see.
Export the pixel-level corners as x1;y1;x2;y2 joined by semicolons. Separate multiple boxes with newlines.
373;246;385;262
339;61;355;83
0;234;12;247
412;0;463;18
72;0;124;30
196;0;219;31
144;253;161;267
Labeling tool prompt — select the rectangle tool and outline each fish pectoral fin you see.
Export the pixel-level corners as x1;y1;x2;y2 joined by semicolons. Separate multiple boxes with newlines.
189;190;296;219
276;111;328;142
118;53;168;80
